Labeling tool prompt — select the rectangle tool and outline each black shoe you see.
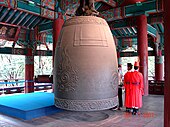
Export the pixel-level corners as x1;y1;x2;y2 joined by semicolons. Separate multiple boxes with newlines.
132;108;139;115
135;109;139;115
132;108;136;115
132;111;136;115
136;109;139;113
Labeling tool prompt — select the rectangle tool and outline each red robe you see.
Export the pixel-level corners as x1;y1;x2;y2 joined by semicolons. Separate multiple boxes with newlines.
131;71;144;108
124;71;133;108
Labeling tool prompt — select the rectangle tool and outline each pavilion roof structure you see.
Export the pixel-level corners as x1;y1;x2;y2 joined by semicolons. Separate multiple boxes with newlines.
0;0;164;57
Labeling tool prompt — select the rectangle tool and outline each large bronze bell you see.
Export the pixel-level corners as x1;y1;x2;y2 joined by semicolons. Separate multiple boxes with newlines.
54;16;118;111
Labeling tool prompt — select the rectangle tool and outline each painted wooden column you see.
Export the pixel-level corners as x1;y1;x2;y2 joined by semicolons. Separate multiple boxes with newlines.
136;15;148;96
155;43;164;81
164;0;170;126
53;12;64;66
117;51;122;67
25;46;34;93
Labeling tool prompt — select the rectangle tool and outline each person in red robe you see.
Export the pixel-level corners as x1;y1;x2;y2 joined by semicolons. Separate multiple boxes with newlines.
131;61;144;115
124;63;133;112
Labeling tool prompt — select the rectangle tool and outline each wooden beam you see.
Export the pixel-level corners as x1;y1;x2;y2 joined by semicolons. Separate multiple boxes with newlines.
0;47;52;56
101;0;162;21
109;12;163;30
147;24;157;37
120;51;155;57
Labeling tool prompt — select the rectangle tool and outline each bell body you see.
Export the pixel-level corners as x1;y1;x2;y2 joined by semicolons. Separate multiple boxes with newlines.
54;16;118;111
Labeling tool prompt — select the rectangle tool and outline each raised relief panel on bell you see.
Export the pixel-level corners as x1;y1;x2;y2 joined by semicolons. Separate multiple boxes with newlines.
74;26;108;47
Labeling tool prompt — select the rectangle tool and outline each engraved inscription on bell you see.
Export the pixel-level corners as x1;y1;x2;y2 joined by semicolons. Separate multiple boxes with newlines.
54;16;118;111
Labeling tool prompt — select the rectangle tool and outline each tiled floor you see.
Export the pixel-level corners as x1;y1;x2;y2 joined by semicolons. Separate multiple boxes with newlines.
0;95;164;127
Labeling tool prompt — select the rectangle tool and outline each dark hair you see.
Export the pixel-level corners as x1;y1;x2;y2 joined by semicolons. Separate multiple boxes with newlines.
127;63;133;70
128;66;132;70
134;66;139;70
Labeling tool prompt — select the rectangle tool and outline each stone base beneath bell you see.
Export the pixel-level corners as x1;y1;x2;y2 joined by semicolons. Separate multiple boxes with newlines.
55;96;118;111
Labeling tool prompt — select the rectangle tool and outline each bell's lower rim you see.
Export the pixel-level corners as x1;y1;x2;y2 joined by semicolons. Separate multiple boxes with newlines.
54;96;118;111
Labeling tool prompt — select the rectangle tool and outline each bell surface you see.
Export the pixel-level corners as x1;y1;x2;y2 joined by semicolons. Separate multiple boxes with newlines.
54;16;118;111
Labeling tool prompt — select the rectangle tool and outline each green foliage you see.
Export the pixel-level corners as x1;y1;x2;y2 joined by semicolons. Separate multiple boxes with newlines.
121;56;156;79
0;55;53;80
34;56;53;76
0;55;25;80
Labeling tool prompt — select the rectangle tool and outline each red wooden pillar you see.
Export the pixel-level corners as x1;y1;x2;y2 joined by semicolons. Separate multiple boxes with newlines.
155;47;164;81
136;15;148;96
53;12;64;66
25;48;34;93
117;51;122;66
164;0;170;126
52;12;64;92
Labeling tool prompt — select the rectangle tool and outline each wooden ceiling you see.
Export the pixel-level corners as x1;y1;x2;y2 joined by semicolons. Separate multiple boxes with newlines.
0;0;164;56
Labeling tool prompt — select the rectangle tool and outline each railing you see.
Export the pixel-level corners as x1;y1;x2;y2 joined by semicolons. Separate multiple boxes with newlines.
0;77;53;95
149;80;164;95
